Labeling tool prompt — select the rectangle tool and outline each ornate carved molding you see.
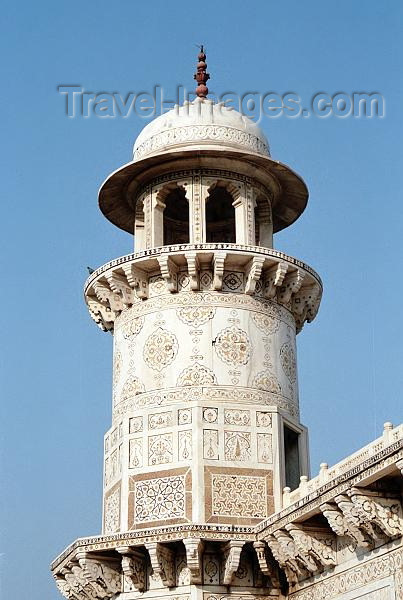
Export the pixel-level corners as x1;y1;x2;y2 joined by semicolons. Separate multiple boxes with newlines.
133;124;270;160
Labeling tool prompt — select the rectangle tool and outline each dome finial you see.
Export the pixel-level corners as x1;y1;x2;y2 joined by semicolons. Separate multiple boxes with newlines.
194;44;210;98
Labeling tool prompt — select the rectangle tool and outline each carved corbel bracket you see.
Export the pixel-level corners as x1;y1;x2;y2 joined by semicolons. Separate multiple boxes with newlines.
264;262;288;299
145;542;176;588
87;298;115;332
105;272;134;306
278;269;305;306
348;487;403;538
121;263;149;299
93;280;124;313
222;540;245;585
276;528;317;575
157;256;178;293
76;552;121;598
285;524;336;571
266;533;300;584
116;545;146;592
253;541;280;587
213;252;227;291
245;256;265;295
185;252;200;291
335;493;383;542
183;537;204;584
292;283;321;324
320;502;372;548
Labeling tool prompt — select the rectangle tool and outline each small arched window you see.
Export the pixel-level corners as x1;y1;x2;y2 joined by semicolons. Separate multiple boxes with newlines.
205;186;236;243
163;187;190;245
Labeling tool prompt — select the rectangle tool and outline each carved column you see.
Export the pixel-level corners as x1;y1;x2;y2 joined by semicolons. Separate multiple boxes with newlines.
150;187;165;247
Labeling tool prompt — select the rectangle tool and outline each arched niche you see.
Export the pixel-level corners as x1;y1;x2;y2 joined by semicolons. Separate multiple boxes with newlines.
205;185;236;244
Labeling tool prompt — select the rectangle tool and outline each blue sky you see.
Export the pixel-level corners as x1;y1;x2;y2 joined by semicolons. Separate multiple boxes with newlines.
1;0;402;597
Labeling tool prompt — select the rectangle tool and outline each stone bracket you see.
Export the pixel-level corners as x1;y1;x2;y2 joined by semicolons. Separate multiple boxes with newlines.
320;502;372;548
116;545;146;592
278;269;305;306
212;252;227;290
222;540;245;585
335;493;384;542
245;256;265;295
183;537;204;584
348;487;403;538
185;252;200;291
105;272;135;305
157;256;178;293
121;263;149;299
267;533;301;584
55;552;122;600
264;261;288;299
145;542;176;588
253;541;280;587
285;524;336;571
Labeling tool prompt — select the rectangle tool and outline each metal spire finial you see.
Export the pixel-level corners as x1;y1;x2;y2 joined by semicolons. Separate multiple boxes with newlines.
194;44;210;98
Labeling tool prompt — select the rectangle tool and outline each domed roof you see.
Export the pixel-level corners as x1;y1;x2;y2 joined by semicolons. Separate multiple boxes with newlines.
133;97;270;160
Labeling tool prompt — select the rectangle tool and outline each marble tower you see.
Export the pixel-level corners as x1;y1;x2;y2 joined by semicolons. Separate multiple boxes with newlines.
51;50;403;600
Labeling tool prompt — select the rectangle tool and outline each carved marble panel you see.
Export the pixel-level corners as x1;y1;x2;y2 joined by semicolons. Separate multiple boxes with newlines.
224;409;250;426
203;407;218;423
215;326;251;366
178;408;192;425
257;433;273;464
256;411;272;428
133;475;185;522
224;431;251;462
148;411;173;430
211;474;267;518
143;327;178;371
148;433;173;465
129;416;143;433
104;486;120;533
129;438;143;468
222;271;244;292
178;430;192;460
203;553;220;584
204;430;219;460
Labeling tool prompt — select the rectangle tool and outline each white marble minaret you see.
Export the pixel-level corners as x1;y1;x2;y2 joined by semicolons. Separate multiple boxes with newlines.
52;51;403;600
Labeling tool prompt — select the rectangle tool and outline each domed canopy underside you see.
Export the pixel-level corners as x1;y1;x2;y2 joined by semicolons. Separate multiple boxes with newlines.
99;147;309;234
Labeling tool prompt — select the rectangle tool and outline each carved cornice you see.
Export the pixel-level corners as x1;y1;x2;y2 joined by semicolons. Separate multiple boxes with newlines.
133;125;270;160
84;245;322;334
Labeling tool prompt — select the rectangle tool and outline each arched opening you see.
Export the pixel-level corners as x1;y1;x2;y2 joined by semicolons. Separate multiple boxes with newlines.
163;187;190;245
134;197;145;252
205;186;236;243
255;197;273;248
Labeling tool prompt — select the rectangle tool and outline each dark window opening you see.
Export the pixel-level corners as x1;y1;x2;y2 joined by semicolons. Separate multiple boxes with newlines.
163;188;190;245
284;425;301;491
205;187;236;243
